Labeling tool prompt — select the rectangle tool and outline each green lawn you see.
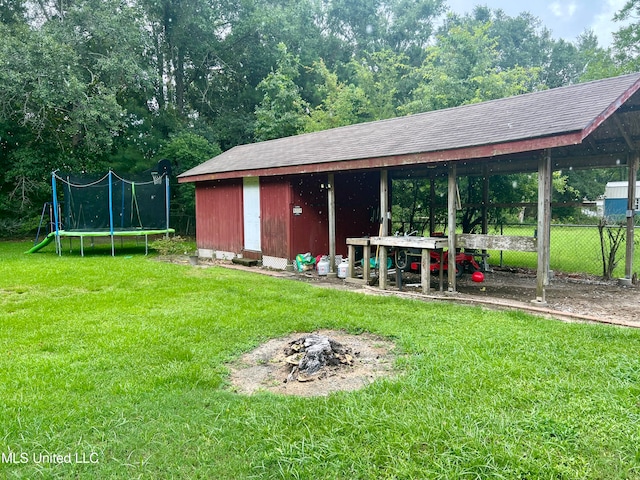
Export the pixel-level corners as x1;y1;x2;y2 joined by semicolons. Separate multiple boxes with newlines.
486;225;640;277
1;240;640;479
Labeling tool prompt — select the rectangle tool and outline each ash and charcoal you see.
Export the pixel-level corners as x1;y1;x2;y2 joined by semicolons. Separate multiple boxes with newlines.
284;334;355;382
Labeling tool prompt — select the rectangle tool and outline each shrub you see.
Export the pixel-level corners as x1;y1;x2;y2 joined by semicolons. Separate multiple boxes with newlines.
150;235;190;256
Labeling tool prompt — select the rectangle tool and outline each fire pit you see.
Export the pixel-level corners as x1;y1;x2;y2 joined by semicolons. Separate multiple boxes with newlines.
283;334;354;382
228;330;397;396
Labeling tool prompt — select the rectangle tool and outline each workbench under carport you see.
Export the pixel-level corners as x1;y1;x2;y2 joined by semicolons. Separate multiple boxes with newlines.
346;236;448;294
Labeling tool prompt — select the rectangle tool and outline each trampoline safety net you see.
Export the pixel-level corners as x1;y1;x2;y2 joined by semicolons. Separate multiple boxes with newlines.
57;171;169;232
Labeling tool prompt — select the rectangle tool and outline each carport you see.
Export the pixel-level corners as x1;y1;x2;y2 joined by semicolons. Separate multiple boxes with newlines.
179;73;640;303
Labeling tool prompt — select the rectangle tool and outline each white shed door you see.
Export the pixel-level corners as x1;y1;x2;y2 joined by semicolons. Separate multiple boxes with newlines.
243;177;261;251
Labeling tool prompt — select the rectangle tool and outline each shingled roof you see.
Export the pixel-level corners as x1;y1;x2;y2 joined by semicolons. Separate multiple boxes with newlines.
179;73;640;182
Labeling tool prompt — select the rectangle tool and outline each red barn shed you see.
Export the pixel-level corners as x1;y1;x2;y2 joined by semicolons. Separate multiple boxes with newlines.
179;73;640;300
189;171;380;268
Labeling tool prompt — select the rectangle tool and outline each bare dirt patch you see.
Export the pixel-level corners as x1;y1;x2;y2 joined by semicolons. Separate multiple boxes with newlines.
187;257;640;327
228;330;396;397
452;268;640;326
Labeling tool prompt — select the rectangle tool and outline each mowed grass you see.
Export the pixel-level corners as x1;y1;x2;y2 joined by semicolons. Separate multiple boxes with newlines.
1;240;639;479
487;225;640;276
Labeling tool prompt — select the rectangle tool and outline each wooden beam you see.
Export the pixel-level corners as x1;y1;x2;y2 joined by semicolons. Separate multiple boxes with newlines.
456;234;537;252
380;169;389;236
178;131;586;183
370;236;448;248
536;150;552;303
612;115;636;150
346;238;370;284
379;170;389;289
625;152;639;280
584;135;598;152
448;164;457;292
429;178;436;236
327;172;336;275
481;166;489;235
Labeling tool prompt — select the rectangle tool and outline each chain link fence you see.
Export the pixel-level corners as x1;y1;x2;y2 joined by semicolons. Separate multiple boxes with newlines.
488;221;639;278
395;205;639;279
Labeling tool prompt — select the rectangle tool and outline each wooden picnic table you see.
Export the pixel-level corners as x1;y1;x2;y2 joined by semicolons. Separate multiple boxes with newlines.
347;236;449;294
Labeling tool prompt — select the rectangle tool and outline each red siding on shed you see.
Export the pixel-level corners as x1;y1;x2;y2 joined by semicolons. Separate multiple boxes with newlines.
195;179;243;252
194;172;381;261
335;171;380;254
290;174;329;258
260;177;292;258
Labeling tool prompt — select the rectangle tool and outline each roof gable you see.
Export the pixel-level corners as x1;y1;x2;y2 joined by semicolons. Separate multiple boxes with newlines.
180;73;640;180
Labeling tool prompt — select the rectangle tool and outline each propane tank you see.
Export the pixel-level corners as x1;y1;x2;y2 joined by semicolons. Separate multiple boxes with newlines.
337;259;349;278
317;256;330;276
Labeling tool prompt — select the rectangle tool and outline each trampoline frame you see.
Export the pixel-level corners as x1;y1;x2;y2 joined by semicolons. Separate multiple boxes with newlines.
50;170;172;256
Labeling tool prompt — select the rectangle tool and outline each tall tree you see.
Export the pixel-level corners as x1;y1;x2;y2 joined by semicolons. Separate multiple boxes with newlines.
348;50;412;120
304;59;371;132
403;20;541;114
320;0;445;63
613;0;640;71
254;43;308;141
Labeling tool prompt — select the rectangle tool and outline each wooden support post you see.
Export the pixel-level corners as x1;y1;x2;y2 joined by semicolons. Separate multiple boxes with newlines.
345;238;371;284
438;250;445;292
327;173;337;276
447;164;457;292
421;248;430;294
481;166;490;271
429;178;436;236
535;150;552;303
380;169;389;236
624;152;639;282
348;244;356;279
481;166;489;235
379;246;388;289
363;243;371;282
379;170;389;289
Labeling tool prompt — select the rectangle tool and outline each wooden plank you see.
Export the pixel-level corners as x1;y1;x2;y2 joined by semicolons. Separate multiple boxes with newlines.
347;245;356;279
232;257;259;267
456;234;537;252
369;236;448;249
346;237;371;246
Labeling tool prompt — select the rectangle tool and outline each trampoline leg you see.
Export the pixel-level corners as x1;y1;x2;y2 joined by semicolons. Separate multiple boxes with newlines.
80;236;84;257
145;234;148;255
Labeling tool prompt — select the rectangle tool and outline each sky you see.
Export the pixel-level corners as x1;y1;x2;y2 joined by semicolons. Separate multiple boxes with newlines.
445;0;629;47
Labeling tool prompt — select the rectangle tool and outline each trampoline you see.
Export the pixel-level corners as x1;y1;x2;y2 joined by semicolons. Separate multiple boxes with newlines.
28;161;175;256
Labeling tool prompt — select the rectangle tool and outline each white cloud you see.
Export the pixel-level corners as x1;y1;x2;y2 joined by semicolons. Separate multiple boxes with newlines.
591;0;628;46
568;2;578;16
549;1;579;18
549;2;563;16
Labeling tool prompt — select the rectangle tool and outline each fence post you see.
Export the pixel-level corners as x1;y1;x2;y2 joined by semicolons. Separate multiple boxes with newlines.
624;152;639;282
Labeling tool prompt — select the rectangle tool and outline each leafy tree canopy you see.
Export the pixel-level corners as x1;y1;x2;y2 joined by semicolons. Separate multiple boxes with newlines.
0;0;634;235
